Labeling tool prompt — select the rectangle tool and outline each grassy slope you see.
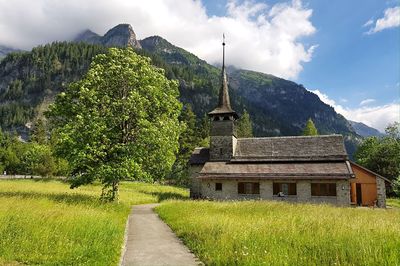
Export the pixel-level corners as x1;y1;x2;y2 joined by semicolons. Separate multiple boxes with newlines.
0;179;188;265
156;201;400;266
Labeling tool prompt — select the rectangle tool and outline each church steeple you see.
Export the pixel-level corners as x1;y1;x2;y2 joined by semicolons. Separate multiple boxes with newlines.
208;34;238;120
208;35;238;161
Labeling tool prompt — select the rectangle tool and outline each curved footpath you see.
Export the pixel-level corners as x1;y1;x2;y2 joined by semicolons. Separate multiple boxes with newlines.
120;204;202;266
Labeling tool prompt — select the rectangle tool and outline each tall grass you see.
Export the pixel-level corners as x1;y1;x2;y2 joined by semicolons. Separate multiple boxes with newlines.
0;179;188;265
156;201;400;266
388;198;400;208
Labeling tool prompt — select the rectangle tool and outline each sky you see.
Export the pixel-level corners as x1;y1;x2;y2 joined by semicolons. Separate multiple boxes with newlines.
0;0;399;132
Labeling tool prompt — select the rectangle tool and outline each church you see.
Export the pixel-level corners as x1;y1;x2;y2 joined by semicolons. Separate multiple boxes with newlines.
189;40;388;207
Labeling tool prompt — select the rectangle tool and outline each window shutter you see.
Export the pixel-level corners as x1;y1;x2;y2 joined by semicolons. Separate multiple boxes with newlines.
253;183;260;194
238;182;245;194
273;183;279;194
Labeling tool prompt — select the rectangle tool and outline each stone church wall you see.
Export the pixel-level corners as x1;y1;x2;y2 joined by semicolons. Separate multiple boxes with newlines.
198;179;351;206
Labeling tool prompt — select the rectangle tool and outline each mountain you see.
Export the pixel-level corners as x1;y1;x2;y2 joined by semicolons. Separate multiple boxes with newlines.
0;42;108;138
349;120;384;137
74;29;101;44
0;24;361;156
74;24;141;48
139;36;357;135
0;45;21;59
137;35;361;155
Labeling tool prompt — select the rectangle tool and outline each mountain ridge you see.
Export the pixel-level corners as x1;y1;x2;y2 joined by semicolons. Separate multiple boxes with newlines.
0;24;363;156
74;24;141;49
0;45;22;59
349;120;383;137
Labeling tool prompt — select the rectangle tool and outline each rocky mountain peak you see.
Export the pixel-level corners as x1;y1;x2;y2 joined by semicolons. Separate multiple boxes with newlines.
102;24;141;49
74;29;101;44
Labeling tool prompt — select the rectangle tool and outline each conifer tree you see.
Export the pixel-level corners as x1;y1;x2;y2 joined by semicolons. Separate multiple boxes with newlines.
237;110;253;138
302;118;318;136
31;118;47;144
169;104;200;184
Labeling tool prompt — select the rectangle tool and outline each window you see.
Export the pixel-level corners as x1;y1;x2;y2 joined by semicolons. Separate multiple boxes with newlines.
311;183;336;196
273;183;297;196
215;183;222;191
238;182;260;195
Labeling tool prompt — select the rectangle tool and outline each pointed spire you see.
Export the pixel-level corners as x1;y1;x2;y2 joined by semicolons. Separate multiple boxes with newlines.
208;34;238;119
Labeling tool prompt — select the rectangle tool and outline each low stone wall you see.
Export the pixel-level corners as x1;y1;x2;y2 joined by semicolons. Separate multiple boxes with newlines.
0;175;42;179
198;179;351;206
0;175;65;180
189;165;203;198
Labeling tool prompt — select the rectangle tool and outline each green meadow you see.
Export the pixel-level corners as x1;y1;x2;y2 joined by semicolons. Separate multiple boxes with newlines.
0;179;188;265
156;200;400;266
1;179;399;266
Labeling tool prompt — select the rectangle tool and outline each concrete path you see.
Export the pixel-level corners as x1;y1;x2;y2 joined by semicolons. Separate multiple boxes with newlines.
121;204;202;266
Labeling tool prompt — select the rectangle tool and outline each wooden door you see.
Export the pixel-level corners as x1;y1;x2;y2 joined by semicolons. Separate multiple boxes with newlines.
356;184;362;206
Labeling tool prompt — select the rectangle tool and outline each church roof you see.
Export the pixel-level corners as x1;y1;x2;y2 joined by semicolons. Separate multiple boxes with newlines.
189;147;210;165
232;135;347;162
199;161;354;179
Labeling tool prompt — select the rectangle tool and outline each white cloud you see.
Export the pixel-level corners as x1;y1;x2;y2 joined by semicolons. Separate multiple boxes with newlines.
359;98;375;106
0;0;316;79
365;6;400;34
310;89;399;132
363;19;374;27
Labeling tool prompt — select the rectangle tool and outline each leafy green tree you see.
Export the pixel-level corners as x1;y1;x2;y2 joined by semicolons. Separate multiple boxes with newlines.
236;110;253;138
21;143;56;177
47;48;182;201
355;122;400;183
302;118;318;136
393;176;400;197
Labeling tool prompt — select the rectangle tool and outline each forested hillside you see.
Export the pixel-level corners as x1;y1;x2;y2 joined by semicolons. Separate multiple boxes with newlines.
0;42;107;137
0;29;361;155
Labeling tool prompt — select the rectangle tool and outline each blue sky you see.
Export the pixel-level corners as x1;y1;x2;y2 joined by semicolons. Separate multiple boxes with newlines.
202;0;399;130
0;0;398;131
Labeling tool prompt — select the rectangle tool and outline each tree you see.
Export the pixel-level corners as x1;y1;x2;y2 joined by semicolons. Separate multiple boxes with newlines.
21;143;56;177
198;114;210;147
31;118;47;144
302;118;318;136
168;104;200;185
355;122;400;183
236;110;253;138
393;176;400;197
47;48;182;201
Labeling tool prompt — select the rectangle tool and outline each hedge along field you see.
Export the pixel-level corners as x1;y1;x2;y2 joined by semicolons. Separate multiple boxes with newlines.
0;179;188;265
156;201;400;266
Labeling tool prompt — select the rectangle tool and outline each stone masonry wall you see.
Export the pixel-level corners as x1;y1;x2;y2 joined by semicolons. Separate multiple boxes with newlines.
189;165;203;198
209;119;237;161
210;136;236;161
376;177;386;208
199;179;351;206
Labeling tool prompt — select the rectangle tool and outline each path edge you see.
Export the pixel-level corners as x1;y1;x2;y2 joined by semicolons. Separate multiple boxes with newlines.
119;208;131;266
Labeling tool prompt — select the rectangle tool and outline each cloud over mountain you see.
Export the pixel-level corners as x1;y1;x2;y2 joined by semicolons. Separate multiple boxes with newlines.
0;0;316;79
310;89;399;132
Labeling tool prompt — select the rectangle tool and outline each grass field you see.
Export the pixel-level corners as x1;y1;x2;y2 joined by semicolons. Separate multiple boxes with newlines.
388;198;400;208
0;179;188;265
156;200;400;266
